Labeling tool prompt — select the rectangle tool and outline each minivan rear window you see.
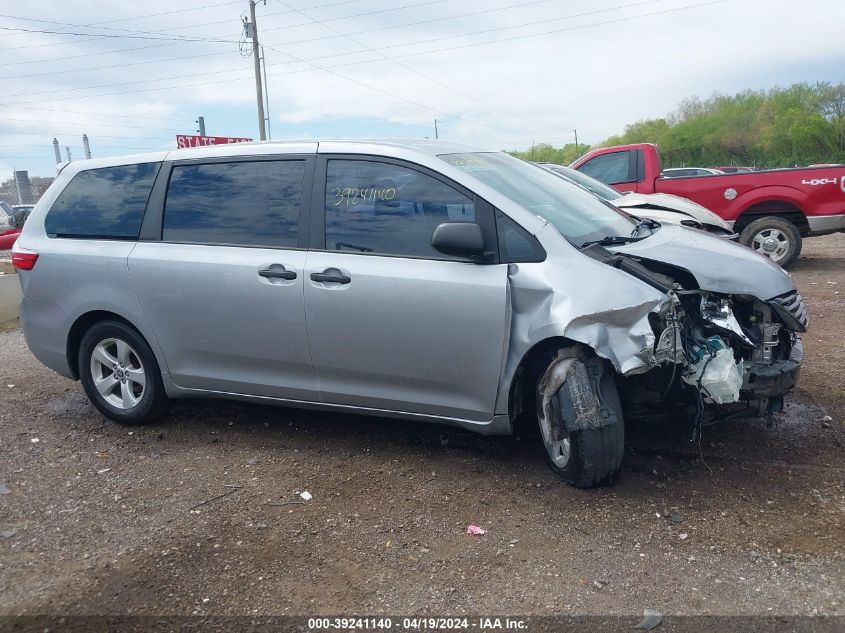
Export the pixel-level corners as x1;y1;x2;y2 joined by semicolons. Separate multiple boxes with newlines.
45;163;159;239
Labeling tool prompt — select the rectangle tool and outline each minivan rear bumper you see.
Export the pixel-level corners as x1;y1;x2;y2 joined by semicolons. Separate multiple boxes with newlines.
20;296;74;379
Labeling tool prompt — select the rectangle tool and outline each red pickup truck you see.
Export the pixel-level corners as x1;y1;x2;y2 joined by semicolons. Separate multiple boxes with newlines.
571;143;845;267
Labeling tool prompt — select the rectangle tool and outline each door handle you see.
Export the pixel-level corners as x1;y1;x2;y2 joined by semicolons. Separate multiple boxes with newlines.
310;272;351;284
258;265;297;280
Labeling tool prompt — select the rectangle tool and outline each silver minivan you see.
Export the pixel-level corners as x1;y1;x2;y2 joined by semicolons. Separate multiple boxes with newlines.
13;140;806;487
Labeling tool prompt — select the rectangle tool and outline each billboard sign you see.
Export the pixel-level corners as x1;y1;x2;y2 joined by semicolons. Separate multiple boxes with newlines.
176;135;253;148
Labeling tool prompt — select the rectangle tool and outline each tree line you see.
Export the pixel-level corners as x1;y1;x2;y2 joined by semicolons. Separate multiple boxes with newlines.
510;82;845;169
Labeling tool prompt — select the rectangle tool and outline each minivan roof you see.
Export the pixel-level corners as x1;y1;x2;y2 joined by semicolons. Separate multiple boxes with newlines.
60;139;490;173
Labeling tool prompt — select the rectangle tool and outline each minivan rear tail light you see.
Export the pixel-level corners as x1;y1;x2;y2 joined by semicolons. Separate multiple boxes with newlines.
11;249;38;271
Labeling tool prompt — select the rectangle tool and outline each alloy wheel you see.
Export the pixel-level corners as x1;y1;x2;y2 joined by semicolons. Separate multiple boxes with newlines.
751;228;790;262
538;407;572;468
89;338;146;410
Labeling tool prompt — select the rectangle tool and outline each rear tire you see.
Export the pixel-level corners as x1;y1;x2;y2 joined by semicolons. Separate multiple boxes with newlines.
78;320;168;426
739;216;802;268
536;350;625;488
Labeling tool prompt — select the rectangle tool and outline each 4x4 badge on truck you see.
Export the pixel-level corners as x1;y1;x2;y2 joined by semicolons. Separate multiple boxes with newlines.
801;177;837;186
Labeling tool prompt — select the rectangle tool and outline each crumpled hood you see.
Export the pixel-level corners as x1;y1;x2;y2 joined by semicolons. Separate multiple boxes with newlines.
615;192;731;230
610;225;795;299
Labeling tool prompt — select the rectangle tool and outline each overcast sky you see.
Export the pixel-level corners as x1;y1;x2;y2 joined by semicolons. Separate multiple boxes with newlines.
0;0;842;177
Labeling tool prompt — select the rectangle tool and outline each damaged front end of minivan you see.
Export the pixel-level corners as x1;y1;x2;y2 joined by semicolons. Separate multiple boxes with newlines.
581;240;804;443
625;284;805;434
605;229;807;435
504;223;807;452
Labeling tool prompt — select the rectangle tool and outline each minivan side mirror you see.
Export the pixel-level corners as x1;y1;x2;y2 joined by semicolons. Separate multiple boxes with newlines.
431;222;485;259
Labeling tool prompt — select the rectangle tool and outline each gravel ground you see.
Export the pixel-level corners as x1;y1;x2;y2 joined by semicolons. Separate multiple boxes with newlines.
0;235;842;618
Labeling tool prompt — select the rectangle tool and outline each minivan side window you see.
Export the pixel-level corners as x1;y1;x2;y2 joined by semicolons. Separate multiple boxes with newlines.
324;159;475;259
496;212;545;263
578;151;631;185
163;160;304;248
45;163;159;239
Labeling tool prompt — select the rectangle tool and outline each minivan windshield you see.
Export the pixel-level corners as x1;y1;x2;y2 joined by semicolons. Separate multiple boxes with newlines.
440;152;641;247
541;164;623;201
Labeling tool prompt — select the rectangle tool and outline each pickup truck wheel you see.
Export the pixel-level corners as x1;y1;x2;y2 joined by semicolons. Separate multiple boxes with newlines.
535;351;625;488
739;216;802;268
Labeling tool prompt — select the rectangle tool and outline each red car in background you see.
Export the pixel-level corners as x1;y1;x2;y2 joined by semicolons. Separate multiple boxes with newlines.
0;202;30;250
572;143;845;267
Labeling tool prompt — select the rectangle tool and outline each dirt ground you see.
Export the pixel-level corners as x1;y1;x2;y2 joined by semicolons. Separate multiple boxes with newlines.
0;236;842;620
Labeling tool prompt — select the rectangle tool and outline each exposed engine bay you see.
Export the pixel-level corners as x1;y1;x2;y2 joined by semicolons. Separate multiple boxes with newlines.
581;243;806;437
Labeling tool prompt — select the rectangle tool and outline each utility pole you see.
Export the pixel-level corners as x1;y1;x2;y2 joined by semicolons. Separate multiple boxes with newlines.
52;138;61;165
434;118;439;140
573;129;580;157
196;116;206;136
82;134;92;159
260;46;271;139
65;146;72;162
247;1;267;141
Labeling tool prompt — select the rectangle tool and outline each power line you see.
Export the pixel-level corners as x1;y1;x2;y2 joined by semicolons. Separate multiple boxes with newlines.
0;1;726;109
272;0;577;48
0;0;364;50
156;0;369;32
0;0;555;79
260;0;454;35
272;0;687;65
0;12;240;44
0;129;174;140
92;0;267;25
274;0;578;138
0;48;229;80
49;0;246;28
0;145;162;151
0;105;187;123
0;31;176;52
1;62;254;100
0;116;184;132
260;42;521;138
30;0;159;18
0;0;434;59
0;24;238;44
159;0;454;37
0;41;181;66
279;0;592;135
8;0;454;48
0;0;568;69
0;0;672;100
0;142;155;148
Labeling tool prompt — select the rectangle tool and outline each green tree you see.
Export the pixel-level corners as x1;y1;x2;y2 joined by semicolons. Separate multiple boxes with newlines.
510;82;845;168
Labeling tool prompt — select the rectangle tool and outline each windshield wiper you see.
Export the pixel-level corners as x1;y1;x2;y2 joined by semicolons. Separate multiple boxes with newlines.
580;235;644;248
630;217;658;238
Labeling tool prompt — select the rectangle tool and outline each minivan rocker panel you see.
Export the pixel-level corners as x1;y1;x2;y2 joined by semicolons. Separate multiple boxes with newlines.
14;140;806;488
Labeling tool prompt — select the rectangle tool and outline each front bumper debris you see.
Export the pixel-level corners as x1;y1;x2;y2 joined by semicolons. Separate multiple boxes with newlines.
740;337;803;401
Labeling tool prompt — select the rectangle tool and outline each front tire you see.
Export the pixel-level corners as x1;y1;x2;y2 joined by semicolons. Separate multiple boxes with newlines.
739;216;802;268
78;320;168;425
536;350;625;488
